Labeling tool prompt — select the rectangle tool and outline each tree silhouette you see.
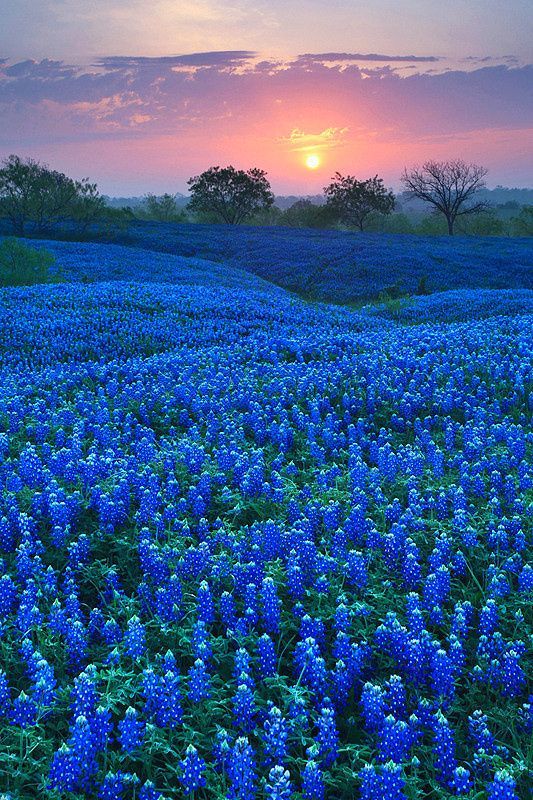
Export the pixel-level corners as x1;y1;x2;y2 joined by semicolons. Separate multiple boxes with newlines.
401;160;488;235
0;154;105;236
144;193;183;222
323;173;395;231
187;166;274;224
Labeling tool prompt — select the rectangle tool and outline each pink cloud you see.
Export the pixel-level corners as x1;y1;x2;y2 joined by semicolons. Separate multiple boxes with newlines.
0;55;531;192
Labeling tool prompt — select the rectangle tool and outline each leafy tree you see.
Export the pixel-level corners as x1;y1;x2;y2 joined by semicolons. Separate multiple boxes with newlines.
458;210;504;237
248;205;283;226
32;168;79;233
0;155;42;236
323;173;395;231
0;154;107;235
416;214;449;236
97;206;136;241
0;238;57;286
381;213;416;234
401;160;488;235
282;199;337;229
511;205;533;237
143;193;184;223
187;166;274;224
71;181;107;235
365;211;415;234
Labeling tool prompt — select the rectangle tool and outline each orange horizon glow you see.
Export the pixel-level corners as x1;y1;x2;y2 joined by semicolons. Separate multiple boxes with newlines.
2;52;531;194
7;124;531;196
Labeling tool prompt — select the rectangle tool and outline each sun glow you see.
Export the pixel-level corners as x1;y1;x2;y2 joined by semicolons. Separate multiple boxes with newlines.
305;154;320;170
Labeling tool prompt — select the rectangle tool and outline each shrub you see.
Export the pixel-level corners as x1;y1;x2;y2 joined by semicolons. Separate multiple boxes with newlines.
0;238;58;287
416;275;431;295
511;205;533;236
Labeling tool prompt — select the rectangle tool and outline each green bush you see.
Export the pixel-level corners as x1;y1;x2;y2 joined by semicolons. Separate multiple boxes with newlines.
511;205;533;236
0;237;58;287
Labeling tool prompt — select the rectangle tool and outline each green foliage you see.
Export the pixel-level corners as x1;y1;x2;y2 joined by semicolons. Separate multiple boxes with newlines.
416;275;431;295
416;213;449;236
70;180;107;234
0;238;58;286
281;199;337;229
324;173;395;231
457;210;505;236
511;205;533;236
248;204;284;226
378;281;406;301
142;193;186;223
96;206;135;240
0;154;107;237
372;284;414;319
187;165;275;224
366;211;416;234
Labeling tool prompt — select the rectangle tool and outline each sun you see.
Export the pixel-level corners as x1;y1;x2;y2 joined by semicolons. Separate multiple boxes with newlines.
305;154;320;170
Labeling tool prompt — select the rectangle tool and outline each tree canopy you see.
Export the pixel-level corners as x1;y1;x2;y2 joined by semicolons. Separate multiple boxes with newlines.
0;154;106;236
143;193;184;223
324;173;395;231
187;166;274;224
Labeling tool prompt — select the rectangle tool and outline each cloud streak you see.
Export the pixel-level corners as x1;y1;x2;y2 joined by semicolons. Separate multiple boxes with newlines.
297;52;440;63
97;51;257;69
278;127;349;152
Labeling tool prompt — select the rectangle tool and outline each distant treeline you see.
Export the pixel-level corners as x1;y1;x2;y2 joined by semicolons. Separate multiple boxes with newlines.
1;154;532;239
118;188;533;237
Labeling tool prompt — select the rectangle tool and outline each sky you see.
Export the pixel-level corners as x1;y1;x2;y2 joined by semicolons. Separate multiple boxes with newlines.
1;0;532;195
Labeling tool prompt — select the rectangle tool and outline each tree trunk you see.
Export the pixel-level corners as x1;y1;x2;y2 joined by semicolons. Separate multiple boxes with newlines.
446;215;454;235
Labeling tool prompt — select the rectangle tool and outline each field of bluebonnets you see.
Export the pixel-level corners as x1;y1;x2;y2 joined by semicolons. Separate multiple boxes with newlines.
0;229;532;800
28;221;533;302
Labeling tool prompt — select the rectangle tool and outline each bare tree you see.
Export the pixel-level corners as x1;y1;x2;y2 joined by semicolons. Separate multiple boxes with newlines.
401;160;488;235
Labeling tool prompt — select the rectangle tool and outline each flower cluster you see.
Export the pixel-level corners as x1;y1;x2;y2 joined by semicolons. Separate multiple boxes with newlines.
0;248;530;799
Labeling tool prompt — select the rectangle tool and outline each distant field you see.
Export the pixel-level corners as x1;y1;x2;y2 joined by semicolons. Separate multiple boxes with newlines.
99;220;533;302
23;238;282;294
4;222;532;303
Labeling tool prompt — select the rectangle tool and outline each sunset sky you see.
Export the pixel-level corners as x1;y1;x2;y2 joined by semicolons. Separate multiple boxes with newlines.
1;0;532;194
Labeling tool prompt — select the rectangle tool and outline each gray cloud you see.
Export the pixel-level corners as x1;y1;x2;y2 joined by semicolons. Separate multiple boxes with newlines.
97;51;257;69
297;52;441;63
0;53;531;147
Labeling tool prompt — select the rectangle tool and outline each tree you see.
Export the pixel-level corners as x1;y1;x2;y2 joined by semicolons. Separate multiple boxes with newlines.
187;166;274;224
0;155;42;236
458;210;504;237
70;180;107;235
0;154;106;235
282;199;337;229
323;173;395;231
143;193;184;222
32;168;79;233
401;160;488;235
511;205;533;237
